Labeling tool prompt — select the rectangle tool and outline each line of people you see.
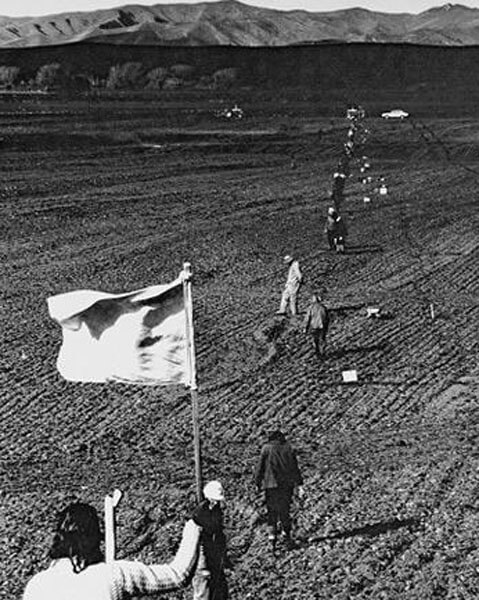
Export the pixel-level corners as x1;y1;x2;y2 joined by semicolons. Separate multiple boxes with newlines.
324;105;369;254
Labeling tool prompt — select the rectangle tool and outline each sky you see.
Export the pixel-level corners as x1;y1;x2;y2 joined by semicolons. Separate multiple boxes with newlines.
2;0;479;17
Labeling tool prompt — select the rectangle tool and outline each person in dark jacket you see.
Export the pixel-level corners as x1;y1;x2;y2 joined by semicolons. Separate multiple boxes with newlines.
331;171;346;210
333;214;347;253
255;430;303;548
192;481;230;600
325;209;347;253
324;207;338;250
304;294;330;357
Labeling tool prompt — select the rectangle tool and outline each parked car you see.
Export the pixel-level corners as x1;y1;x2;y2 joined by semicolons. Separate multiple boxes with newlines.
215;104;244;120
381;109;409;120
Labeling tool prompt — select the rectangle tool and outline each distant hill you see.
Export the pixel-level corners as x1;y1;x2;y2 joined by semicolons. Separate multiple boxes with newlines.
1;2;479;48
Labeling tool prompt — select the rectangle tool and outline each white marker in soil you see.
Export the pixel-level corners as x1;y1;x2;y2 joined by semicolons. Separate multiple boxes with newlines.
342;370;358;383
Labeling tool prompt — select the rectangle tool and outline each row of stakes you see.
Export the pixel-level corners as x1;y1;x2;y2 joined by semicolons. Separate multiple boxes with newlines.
347;119;435;382
360;156;388;203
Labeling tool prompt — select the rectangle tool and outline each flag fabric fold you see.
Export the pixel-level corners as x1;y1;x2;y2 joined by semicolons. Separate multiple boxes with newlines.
47;279;189;386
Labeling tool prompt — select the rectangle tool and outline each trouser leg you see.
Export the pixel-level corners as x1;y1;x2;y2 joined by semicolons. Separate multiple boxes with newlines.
311;330;320;355
278;488;294;537
327;231;335;250
289;290;298;315
320;329;327;355
265;489;280;538
193;547;210;600
279;289;289;313
210;569;229;600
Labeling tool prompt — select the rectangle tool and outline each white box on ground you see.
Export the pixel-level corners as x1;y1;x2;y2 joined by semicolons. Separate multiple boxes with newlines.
363;196;371;203
379;186;388;195
366;307;380;318
342;370;358;383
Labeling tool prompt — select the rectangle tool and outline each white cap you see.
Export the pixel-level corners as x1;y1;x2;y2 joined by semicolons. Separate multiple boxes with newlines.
283;254;293;263
203;480;225;501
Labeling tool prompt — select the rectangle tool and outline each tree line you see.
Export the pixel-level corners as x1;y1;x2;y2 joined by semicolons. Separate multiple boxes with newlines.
0;62;239;92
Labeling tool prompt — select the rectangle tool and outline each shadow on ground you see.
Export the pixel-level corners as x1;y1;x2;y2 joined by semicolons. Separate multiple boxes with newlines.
303;517;420;546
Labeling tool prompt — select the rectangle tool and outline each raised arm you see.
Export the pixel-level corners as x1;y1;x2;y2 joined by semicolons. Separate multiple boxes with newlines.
115;519;201;596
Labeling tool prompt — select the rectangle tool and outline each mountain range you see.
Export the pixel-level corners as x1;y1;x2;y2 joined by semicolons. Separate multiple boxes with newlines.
2;2;479;48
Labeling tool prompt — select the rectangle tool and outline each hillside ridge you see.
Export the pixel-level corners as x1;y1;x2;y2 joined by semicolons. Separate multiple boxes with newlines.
2;1;479;48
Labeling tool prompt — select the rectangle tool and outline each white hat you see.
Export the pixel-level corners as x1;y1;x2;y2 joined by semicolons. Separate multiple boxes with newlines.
283;254;293;263
203;480;225;501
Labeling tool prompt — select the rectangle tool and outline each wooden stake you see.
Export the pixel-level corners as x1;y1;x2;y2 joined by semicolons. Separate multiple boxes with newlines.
104;489;122;563
182;262;203;503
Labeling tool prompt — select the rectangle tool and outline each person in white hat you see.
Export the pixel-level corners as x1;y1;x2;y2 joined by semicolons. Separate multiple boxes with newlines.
276;255;302;316
191;481;231;600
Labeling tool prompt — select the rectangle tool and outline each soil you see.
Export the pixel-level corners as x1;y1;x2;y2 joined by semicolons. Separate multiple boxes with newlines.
1;90;479;599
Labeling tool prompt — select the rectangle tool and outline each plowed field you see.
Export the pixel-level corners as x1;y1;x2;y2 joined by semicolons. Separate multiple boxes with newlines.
1;91;479;599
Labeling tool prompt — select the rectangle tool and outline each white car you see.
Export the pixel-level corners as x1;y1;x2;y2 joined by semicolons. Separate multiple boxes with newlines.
381;109;409;120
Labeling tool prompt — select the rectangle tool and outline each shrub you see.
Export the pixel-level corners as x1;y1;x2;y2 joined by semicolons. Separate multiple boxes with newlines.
169;64;195;81
106;62;146;90
35;63;65;90
162;76;182;90
145;66;168;90
0;65;20;88
212;67;238;89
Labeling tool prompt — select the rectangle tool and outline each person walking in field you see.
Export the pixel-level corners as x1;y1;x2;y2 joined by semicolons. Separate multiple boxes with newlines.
304;293;330;357
324;207;338;250
332;213;347;254
331;171;346;209
324;209;347;253
23;502;201;600
255;430;304;550
277;255;303;316
192;481;231;600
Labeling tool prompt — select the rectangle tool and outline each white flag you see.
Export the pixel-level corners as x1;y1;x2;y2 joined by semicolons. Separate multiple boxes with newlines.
47;279;189;385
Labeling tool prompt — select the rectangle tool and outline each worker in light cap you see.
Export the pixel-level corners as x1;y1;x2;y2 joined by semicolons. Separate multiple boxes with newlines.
332;170;346;209
192;481;231;600
277;255;302;316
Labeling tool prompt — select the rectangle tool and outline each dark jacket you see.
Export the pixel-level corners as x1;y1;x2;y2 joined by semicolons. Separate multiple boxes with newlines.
333;216;347;239
255;439;303;490
192;501;229;572
324;214;337;233
304;301;329;332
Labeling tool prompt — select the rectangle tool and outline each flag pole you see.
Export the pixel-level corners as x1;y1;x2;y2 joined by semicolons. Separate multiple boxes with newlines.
182;262;203;502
